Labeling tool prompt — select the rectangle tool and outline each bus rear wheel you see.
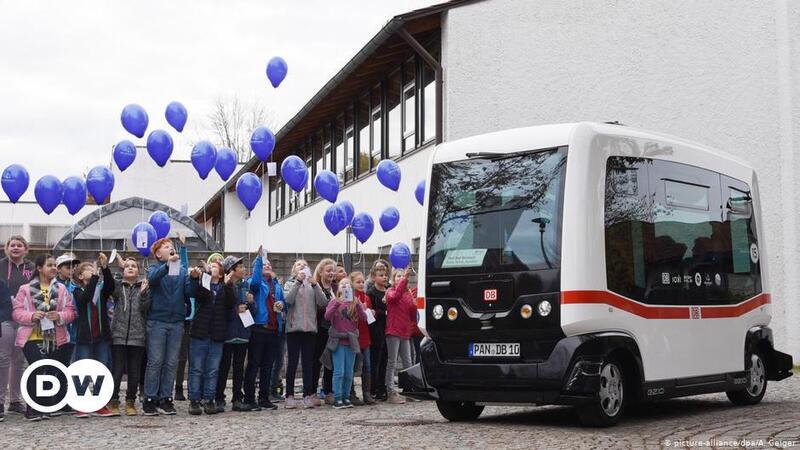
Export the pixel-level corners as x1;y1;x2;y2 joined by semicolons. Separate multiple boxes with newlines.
727;351;767;406
577;358;626;427
436;400;484;422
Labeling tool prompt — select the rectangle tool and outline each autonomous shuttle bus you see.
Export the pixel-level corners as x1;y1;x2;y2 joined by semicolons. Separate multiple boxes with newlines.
401;122;794;426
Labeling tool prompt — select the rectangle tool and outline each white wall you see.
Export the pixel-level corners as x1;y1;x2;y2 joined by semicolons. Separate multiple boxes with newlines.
443;0;799;359
111;154;240;213
222;148;431;255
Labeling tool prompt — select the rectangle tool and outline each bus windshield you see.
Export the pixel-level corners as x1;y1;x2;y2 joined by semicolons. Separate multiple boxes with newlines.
426;147;567;274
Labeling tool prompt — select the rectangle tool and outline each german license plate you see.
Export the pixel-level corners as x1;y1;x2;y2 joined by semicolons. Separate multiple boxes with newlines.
469;343;520;357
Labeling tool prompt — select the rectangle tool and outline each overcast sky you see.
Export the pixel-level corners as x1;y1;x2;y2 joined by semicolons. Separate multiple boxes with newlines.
0;0;438;183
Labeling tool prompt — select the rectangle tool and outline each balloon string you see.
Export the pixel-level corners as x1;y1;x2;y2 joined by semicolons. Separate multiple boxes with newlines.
99;206;103;252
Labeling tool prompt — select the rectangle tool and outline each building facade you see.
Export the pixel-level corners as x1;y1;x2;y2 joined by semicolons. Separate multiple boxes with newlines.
197;0;799;359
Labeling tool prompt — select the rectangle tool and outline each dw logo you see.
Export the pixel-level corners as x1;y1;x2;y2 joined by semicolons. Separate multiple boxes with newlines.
21;359;113;414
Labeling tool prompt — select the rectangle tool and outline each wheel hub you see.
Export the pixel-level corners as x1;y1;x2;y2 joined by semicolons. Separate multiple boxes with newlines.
599;362;623;417
748;354;765;397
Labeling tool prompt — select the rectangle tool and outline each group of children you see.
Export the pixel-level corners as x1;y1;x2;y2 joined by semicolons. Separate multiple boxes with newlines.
0;234;420;421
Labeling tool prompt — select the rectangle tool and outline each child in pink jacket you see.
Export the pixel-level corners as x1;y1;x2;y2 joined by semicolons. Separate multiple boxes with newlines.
13;254;76;421
384;267;416;404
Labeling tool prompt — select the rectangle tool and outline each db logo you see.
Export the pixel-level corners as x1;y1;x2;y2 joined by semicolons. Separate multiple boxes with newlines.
483;289;498;302
21;359;113;413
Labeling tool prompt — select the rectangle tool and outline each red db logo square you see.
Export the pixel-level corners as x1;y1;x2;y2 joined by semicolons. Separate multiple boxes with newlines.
483;289;498;302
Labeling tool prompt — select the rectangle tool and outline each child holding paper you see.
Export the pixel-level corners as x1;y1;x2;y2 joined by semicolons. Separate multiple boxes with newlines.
72;253;117;417
188;261;236;415
283;259;328;409
215;254;253;412
12;254;76;421
384;267;416;405
323;277;367;409
350;271;374;405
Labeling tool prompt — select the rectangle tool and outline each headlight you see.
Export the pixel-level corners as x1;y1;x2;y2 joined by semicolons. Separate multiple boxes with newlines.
520;304;533;319
538;301;552;317
432;304;444;320
447;307;458;321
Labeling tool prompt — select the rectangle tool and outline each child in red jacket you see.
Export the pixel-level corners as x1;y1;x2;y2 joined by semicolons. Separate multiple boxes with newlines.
384;267;416;404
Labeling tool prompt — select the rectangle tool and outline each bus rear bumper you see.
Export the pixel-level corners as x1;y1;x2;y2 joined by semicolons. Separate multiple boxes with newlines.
399;336;602;405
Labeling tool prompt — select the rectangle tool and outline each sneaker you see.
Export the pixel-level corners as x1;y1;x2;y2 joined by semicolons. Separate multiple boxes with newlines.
332;400;347;410
342;398;354;408
0;404;4;422
142;398;158;416
125;400;137;416
215;399;226;413
258;401;278;411
25;406;43;422
158;398;177;415
45;410;62;418
188;401;202;415
386;391;406;404
269;393;284;403
174;390;186;401
75;411;90;418
94;406;116;417
9;402;26;415
284;397;297;409
302;396;315;409
231;401;249;412
349;392;364;406
107;400;121;417
324;393;334;405
311;395;322;407
203;401;217;415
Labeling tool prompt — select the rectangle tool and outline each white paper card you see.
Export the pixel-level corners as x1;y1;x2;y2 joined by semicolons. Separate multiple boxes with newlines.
168;260;181;276
239;310;255;328
136;231;148;249
180;203;188;216
260;245;268;259
40;317;55;331
109;249;118;265
365;309;376;325
266;162;277;176
201;273;212;290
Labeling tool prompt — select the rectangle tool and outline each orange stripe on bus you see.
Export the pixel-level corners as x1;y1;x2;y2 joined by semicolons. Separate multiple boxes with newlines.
561;290;770;320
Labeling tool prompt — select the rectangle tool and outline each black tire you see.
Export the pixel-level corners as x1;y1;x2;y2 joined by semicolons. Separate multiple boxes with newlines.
577;357;626;427
727;350;767;406
436;400;484;422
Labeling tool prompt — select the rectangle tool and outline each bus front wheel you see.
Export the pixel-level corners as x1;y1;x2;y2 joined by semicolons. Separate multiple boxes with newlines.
436;400;484;422
727;351;767;406
577;357;626;427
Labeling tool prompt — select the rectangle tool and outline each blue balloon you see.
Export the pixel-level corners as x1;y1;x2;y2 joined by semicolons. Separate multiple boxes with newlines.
148;211;171;239
376;159;401;191
165;101;188;133
131;222;158;257
389;242;412;269
86;166;115;205
281;155;307;192
415;179;426;206
314;170;339;203
337;200;354;226
250;127;275;162
379;206;400;232
351;212;374;244
2;164;29;203
236;172;263;211
34;176;63;215
120;104;149;138
146;129;174;167
323;204;348;236
113;140;137;172
61;176;87;215
191;141;217;180
215;147;237;181
266;56;288;88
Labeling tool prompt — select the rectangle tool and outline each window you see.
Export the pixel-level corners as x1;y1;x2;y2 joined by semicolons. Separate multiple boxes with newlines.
387;70;402;159
334;117;345;183
283;180;292;215
371;86;383;169
604;157;761;306
412;237;421;255
269;180;278;222
402;58;417;153
0;225;22;246
304;144;313;205
323;127;333;171
422;58;437;143
357;95;370;178
313;131;324;199
345;107;355;182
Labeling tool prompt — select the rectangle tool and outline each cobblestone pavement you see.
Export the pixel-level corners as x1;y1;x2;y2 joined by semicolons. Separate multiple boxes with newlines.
2;375;798;449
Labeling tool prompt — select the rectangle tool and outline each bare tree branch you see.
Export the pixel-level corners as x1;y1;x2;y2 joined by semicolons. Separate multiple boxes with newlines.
202;95;276;162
